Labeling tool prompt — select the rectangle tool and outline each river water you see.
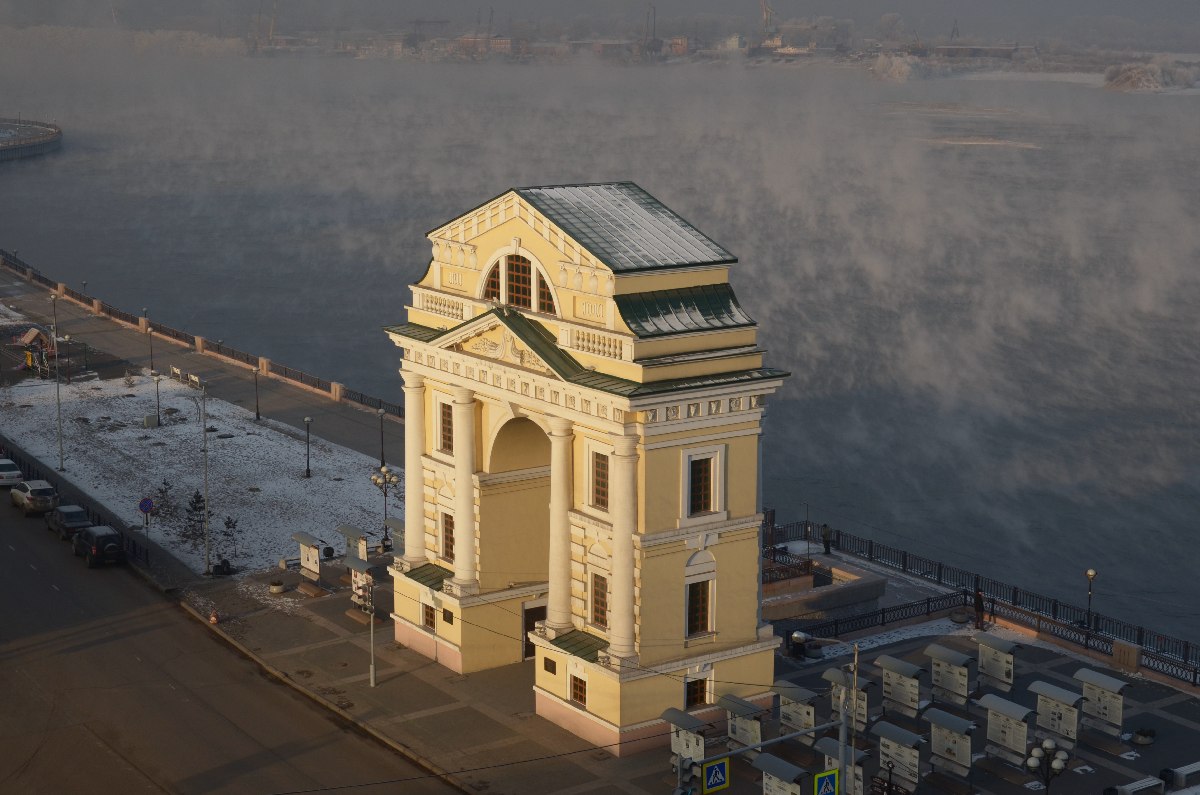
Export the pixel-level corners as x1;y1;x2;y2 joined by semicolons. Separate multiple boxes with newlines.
2;33;1197;640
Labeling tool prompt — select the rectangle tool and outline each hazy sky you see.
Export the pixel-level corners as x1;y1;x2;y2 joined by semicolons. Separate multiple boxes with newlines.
1;1;1199;51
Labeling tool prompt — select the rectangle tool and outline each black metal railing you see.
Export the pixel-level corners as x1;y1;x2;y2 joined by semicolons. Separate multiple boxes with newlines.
210;341;257;367
769;518;1200;684
101;303;139;325
0;251;404;416
0;433;148;567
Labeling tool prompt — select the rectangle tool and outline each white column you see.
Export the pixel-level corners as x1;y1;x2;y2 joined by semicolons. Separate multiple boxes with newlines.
402;372;426;568
545;417;574;631
608;434;639;660
451;386;479;594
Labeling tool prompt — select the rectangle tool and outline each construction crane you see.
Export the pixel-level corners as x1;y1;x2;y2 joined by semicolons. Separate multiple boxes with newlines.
760;0;776;35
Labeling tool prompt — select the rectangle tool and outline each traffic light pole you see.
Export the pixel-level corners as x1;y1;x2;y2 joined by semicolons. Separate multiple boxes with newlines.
675;719;843;795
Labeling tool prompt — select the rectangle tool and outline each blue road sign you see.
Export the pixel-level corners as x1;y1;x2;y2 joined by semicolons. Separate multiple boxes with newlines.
815;769;838;795
702;757;730;793
138;497;154;514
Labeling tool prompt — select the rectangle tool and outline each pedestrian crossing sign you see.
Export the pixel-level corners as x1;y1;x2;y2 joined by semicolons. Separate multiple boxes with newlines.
702;757;730;793
815;769;838;795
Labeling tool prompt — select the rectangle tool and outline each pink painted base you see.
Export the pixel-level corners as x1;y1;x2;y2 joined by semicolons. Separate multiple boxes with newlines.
393;618;464;674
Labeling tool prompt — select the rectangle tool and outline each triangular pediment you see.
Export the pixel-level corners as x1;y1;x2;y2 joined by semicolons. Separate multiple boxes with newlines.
435;309;584;381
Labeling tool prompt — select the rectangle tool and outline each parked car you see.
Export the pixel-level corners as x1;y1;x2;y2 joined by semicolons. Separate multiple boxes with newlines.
45;505;93;540
72;525;125;568
0;458;22;488
10;480;59;516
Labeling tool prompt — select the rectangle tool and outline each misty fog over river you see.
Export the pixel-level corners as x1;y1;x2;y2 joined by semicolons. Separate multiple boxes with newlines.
2;32;1198;640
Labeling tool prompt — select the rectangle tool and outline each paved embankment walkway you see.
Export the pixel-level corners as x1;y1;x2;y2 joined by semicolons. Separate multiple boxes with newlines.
0;269;405;466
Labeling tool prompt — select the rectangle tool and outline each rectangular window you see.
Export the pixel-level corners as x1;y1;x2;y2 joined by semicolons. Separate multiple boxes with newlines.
570;675;587;706
685;678;708;708
591;573;608;628
543;657;557;675
422;604;435;630
507;255;532;309
592;452;609;511
442;513;455;563
688;457;713;516
537;274;556;314
439;403;454;453
686;580;710;636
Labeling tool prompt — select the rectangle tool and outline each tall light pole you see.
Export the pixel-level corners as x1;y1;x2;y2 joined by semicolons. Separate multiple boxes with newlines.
1026;737;1068;791
142;307;154;371
1086;568;1098;630
50;294;64;471
361;577;377;688
63;334;71;384
253;369;261;420
371;465;400;550
152;370;162;425
377;408;386;467
200;389;211;574
82;280;87;295
303;416;312;478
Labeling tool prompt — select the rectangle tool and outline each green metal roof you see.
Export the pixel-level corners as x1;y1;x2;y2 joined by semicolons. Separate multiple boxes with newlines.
515;183;736;274
385;311;787;398
384;322;444;343
405;563;452;588
615;283;756;338
549;629;610;662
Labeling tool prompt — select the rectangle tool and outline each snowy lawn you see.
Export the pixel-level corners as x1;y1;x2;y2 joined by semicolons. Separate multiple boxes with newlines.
1;370;401;574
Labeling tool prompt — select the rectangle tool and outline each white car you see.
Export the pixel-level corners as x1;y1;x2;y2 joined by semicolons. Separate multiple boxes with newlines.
11;480;59;516
0;459;22;488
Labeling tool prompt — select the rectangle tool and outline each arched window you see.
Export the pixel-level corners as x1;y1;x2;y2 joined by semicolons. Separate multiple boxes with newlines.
482;265;500;301
480;254;557;316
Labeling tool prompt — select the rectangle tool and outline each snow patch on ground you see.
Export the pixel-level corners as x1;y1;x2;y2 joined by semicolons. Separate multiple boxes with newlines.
0;372;401;575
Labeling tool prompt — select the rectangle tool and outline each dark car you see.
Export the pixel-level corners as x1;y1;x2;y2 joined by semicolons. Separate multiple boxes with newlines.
72;525;125;568
45;505;93;540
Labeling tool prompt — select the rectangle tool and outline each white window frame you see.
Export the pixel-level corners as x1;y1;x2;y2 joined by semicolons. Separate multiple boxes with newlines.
477;249;559;317
678;443;727;528
435;396;455;460
583;438;613;519
440;511;455;563
586;544;611;632
684;671;713;709
684;550;717;638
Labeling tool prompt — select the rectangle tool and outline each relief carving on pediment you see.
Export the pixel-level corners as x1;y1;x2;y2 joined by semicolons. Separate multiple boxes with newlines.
454;327;552;375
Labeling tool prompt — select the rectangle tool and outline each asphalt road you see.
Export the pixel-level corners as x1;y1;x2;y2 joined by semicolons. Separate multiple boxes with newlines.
0;500;455;795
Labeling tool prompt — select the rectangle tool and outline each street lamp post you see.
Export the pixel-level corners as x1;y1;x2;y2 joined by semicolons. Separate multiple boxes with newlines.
253;369;261;420
1086;568;1098;630
50;295;64;471
370;465;400;551
1026;737;1068;791
142;307;154;371
63;334;71;384
152;370;162;425
82;280;87;295
377;408;386;467
303;416;312;478
884;760;896;794
361;578;377;688
202;388;211;575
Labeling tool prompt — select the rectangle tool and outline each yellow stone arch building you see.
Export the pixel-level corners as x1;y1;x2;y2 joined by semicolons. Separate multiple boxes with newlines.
386;183;788;754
